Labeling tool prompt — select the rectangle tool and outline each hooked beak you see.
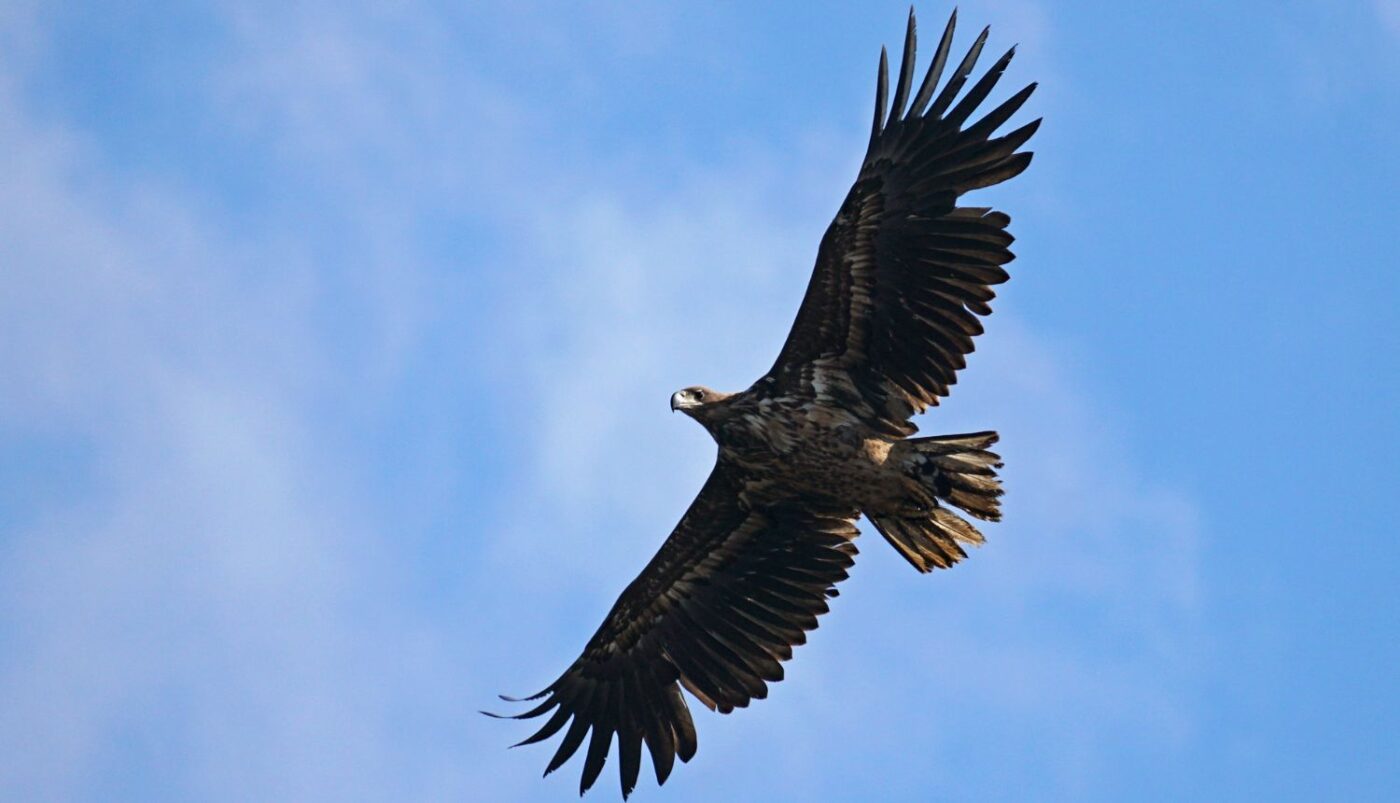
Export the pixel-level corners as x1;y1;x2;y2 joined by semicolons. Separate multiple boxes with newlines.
670;392;684;412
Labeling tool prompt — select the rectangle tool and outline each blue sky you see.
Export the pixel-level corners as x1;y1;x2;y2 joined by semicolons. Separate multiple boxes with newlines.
2;1;1397;800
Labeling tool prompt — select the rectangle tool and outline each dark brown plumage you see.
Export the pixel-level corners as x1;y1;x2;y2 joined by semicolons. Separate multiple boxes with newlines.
488;9;1038;797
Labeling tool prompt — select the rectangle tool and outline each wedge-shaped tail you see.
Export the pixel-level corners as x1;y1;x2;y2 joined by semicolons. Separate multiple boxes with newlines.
868;431;1004;572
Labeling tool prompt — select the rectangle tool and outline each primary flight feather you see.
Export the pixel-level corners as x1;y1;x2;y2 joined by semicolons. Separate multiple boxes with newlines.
489;8;1039;797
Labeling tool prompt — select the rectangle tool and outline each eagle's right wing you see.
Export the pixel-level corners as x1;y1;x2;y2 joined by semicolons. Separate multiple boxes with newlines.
489;463;859;798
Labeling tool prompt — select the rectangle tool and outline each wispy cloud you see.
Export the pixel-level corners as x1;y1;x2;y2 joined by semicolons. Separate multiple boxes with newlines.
0;11;476;800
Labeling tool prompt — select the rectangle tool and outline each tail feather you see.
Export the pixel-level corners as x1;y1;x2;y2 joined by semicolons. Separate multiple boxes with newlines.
866;431;1004;573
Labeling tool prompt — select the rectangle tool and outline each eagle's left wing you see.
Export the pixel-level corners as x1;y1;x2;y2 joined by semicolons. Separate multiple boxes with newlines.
489;462;858;798
758;10;1039;435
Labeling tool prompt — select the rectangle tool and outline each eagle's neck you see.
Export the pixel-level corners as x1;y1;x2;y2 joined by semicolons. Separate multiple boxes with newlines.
689;390;746;439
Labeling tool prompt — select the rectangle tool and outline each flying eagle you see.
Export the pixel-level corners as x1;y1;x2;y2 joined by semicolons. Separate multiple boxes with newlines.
490;9;1039;797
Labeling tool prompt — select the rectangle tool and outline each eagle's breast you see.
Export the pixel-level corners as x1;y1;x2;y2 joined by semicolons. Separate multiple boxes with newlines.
715;393;883;504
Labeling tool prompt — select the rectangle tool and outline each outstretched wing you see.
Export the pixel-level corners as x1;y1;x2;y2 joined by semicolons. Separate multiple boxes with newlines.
761;10;1040;436
490;463;859;798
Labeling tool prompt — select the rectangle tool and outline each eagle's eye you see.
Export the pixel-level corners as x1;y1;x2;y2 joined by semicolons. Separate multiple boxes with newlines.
692;389;704;400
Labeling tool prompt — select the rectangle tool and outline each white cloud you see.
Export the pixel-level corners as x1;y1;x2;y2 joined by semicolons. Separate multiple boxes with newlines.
0;18;476;801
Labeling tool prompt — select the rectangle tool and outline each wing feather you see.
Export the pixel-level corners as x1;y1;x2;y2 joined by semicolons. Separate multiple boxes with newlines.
886;9;918;126
492;464;859;798
870;46;889;148
909;8;957;117
927;25;990;118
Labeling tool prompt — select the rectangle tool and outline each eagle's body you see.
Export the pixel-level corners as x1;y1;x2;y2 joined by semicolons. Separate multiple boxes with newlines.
492;9;1038;798
697;389;889;509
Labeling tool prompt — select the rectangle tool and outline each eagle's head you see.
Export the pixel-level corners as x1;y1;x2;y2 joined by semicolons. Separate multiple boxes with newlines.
670;385;732;422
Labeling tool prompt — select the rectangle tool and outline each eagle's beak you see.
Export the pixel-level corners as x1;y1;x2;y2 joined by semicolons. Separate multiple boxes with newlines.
670;392;683;412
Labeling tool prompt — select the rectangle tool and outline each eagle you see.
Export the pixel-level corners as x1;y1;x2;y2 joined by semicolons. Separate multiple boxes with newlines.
490;9;1039;798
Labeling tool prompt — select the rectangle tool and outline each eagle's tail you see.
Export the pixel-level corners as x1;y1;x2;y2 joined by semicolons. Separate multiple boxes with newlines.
866;431;1003;573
